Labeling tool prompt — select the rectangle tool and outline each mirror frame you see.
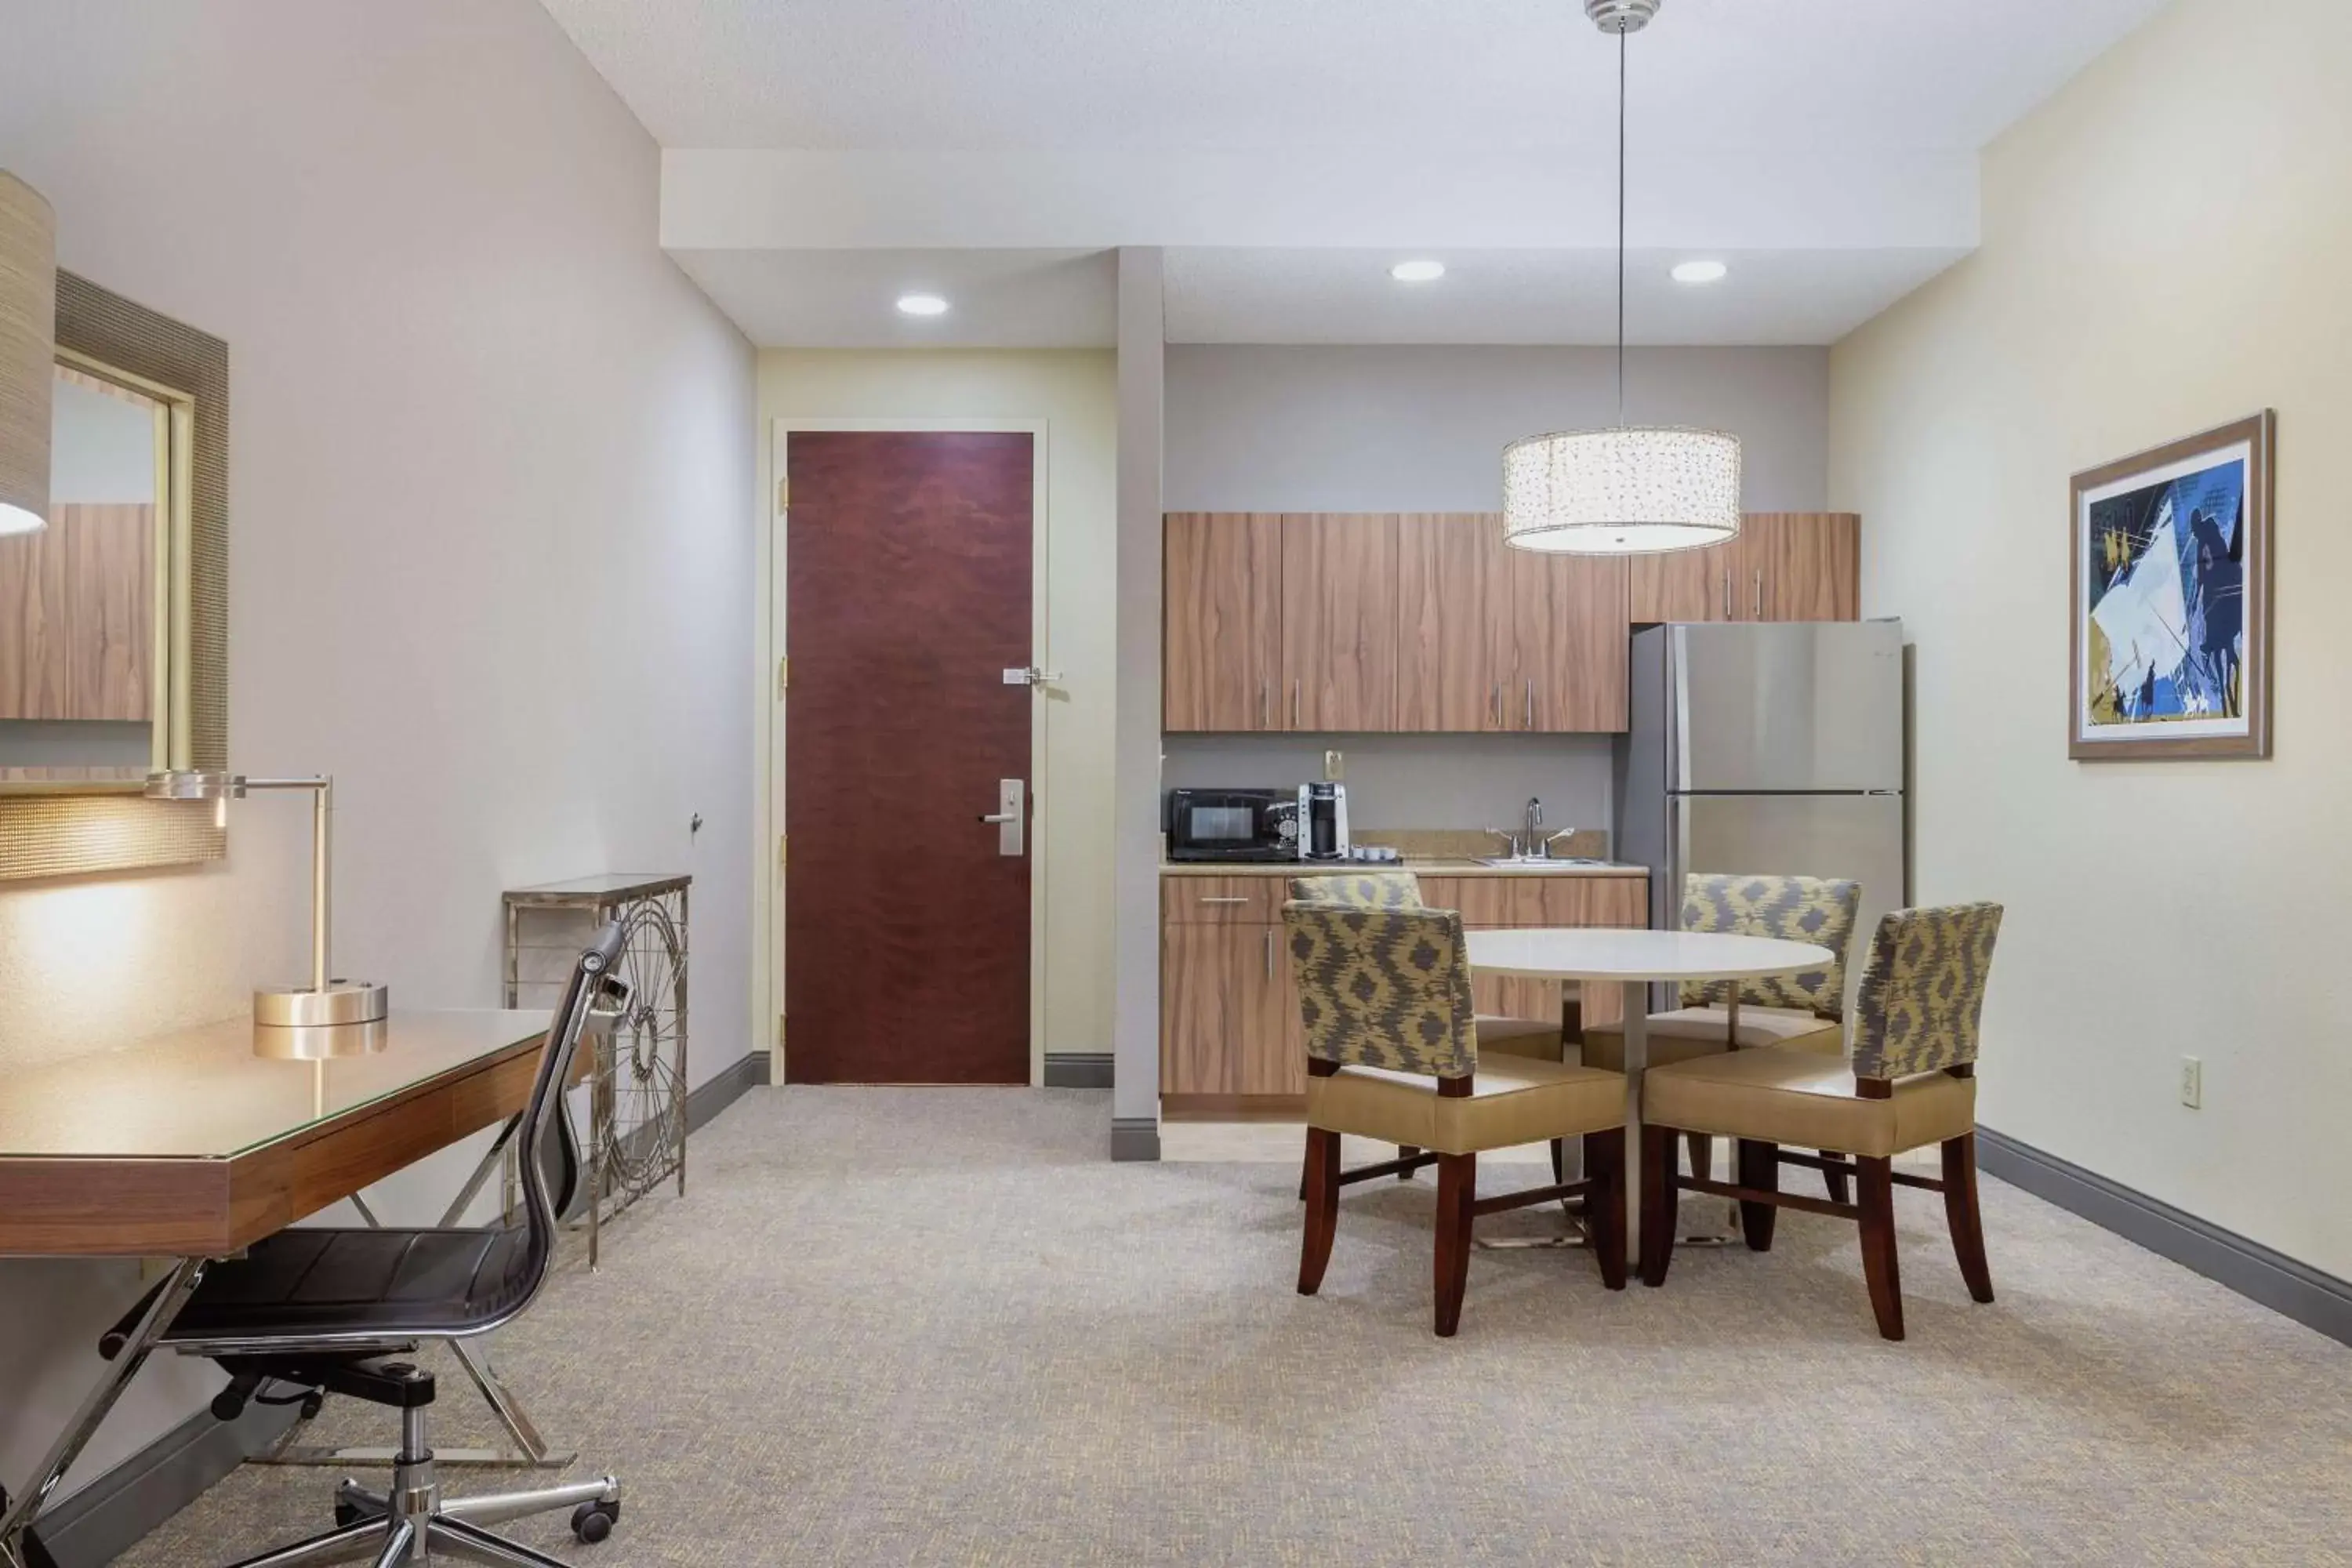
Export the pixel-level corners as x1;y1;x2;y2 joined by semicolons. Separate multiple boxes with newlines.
0;272;227;880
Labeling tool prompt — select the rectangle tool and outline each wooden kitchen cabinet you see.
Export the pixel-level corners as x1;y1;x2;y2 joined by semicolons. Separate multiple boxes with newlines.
1163;512;1283;731
1396;513;1493;731
1628;538;1734;625
1745;512;1860;622
1160;921;1296;1098
1160;870;1649;1115
1628;514;1860;625
1489;544;1630;733
1280;513;1399;731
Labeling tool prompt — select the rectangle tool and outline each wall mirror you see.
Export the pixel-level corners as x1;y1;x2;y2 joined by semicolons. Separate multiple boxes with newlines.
0;272;227;880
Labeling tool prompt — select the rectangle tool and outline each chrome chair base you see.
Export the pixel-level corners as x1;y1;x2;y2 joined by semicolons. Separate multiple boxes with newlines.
222;1407;618;1568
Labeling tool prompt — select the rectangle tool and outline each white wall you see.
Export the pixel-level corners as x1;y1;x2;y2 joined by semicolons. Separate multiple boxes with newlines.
756;350;1119;1063
1166;344;1829;514
1830;0;2352;1277
0;0;753;1501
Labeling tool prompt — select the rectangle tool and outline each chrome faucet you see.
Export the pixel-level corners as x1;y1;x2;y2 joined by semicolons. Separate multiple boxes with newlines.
1524;797;1543;852
1483;800;1555;860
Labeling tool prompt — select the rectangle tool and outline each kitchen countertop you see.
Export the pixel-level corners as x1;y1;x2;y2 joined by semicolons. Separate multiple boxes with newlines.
1161;858;1647;878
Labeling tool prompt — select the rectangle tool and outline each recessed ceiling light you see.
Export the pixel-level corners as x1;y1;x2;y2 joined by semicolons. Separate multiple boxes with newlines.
1389;260;1446;283
1671;260;1728;285
895;293;950;316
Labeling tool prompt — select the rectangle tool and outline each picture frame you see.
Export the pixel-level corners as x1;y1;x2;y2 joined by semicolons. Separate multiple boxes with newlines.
2069;411;2274;760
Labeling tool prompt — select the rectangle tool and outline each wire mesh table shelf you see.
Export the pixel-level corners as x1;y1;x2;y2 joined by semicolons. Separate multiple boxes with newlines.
502;873;689;1268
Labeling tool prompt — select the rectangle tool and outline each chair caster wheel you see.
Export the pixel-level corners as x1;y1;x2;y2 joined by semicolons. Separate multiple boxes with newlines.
572;1500;619;1543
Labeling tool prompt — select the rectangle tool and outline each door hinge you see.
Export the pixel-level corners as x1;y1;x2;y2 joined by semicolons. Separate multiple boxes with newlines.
776;833;787;872
776;655;789;695
775;477;789;512
775;1014;786;1050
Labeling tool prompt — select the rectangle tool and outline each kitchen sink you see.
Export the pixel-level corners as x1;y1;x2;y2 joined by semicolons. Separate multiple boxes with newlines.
1475;856;1613;869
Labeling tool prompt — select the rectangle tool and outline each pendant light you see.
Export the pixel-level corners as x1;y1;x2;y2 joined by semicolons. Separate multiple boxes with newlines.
1503;0;1740;556
0;170;56;538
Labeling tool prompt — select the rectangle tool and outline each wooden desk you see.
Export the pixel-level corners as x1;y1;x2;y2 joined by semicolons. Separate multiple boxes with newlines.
0;1011;550;1258
0;1011;554;1562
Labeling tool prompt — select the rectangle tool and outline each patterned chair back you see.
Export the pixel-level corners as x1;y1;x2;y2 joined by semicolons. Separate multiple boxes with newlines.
1283;901;1477;1080
1677;873;1863;1020
1849;902;2005;1080
1287;871;1425;910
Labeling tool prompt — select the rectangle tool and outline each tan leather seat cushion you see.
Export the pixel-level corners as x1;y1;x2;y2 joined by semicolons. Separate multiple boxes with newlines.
1474;1014;1566;1063
1582;1006;1841;1073
1308;1054;1624;1156
1642;1050;1975;1159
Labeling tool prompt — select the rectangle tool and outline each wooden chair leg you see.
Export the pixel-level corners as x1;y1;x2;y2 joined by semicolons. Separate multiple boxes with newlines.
1549;1138;1566;1186
1398;1144;1421;1180
1820;1151;1852;1205
1942;1131;1995;1304
1857;1155;1904;1340
1583;1128;1628;1290
1639;1123;1677;1287
1298;1127;1341;1296
1434;1152;1475;1337
1735;1138;1779;1252
1684;1131;1713;1182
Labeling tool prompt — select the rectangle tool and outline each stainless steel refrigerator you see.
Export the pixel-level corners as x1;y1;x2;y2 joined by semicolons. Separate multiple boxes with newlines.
1614;620;1906;1014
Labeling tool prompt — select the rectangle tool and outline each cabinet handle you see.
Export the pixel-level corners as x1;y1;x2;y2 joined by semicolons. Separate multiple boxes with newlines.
1752;568;1763;620
1265;927;1276;979
1258;678;1269;729
1524;677;1534;731
1199;896;1250;906
1721;568;1731;620
1490;681;1501;728
1290;678;1300;729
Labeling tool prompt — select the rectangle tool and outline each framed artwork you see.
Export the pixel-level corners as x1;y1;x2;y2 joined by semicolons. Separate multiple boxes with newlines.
2070;411;2274;760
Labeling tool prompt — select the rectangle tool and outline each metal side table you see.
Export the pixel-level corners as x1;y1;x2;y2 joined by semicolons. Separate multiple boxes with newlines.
503;873;691;1269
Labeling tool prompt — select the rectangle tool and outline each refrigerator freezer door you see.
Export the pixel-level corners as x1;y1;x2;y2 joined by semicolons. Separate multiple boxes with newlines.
1667;621;1904;793
1669;791;1907;1021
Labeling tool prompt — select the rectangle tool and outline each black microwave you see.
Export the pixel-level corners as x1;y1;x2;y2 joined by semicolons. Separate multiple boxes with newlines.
1166;788;1300;862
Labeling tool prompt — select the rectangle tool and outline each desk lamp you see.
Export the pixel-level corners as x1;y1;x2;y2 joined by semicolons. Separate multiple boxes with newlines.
145;770;387;1025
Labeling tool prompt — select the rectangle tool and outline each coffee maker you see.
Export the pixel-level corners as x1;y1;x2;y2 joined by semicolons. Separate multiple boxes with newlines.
1296;782;1349;861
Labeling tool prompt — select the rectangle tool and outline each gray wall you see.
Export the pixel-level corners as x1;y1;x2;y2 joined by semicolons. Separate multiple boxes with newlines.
1163;734;1614;840
1164;343;1829;513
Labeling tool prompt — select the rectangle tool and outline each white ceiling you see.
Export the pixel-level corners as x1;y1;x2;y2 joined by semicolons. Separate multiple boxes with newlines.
671;249;1116;349
543;0;2164;155
543;0;2170;347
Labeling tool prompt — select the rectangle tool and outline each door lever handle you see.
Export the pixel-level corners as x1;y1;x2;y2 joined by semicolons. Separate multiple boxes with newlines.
980;780;1025;855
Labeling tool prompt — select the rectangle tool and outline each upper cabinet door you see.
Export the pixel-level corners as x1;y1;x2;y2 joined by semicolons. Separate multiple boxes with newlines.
1758;512;1860;622
1281;514;1398;732
1628;540;1732;625
1489;527;1630;733
1397;513;1494;731
1163;512;1282;731
1528;552;1631;732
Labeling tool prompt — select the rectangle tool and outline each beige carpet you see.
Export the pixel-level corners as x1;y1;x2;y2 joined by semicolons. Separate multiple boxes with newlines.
118;1087;2352;1566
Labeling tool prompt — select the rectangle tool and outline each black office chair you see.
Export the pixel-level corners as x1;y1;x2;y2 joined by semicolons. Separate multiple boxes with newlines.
154;924;630;1568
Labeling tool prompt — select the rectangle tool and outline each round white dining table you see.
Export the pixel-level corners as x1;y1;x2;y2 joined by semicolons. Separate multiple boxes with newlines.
1465;927;1837;1237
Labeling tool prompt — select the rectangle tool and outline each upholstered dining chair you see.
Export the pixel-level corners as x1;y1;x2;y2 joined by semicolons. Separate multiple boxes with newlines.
1582;873;1860;1196
1288;873;1571;1196
1283;898;1628;1336
1635;902;2005;1341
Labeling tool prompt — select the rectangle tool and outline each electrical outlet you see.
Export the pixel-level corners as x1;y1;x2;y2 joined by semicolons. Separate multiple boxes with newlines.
2179;1055;2202;1109
1323;749;1345;781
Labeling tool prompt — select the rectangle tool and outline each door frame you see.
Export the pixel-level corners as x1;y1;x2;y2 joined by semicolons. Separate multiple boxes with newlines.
760;417;1053;1087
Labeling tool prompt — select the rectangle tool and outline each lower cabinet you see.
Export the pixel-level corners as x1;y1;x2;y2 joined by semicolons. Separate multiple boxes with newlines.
1160;921;1304;1102
1159;873;1649;1115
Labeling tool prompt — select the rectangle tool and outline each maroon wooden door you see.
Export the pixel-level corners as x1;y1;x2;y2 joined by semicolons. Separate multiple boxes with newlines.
785;431;1033;1083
